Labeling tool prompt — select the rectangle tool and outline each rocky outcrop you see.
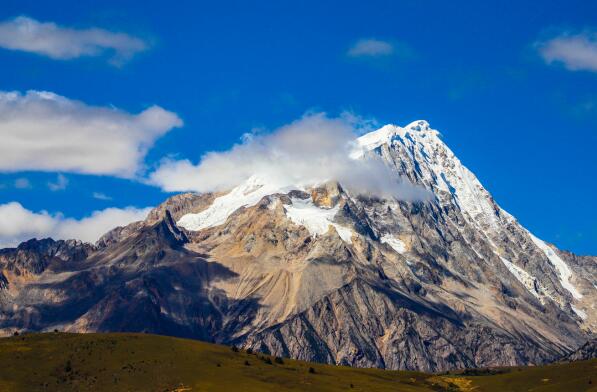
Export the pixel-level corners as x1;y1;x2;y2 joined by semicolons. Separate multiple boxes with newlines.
0;238;93;277
241;278;563;372
145;192;218;225
561;339;597;362
96;192;214;248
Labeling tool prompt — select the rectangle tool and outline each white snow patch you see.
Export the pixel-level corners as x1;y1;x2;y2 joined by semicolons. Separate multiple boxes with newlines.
283;198;353;243
528;233;583;299
350;124;397;158
380;234;406;254
571;305;587;320
499;256;543;301
488;234;549;303
178;176;292;231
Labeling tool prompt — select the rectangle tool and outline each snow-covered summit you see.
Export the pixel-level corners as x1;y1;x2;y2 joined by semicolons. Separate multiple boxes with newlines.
355;120;587;316
355;119;511;232
352;120;439;158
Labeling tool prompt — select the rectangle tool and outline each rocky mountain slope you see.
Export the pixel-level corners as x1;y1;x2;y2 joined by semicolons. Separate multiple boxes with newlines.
0;120;594;372
561;339;597;362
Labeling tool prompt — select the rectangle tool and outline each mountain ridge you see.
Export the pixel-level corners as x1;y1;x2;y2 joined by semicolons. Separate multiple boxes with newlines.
0;120;594;371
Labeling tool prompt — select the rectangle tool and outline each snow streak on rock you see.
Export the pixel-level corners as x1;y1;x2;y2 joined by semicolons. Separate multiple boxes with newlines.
284;197;353;243
528;232;583;299
177;176;288;231
380;234;406;254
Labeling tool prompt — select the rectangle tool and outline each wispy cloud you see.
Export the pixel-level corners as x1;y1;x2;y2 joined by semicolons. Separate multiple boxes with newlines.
0;202;151;248
47;173;68;191
0;16;149;65
0;90;182;178
348;38;394;57
537;31;597;72
92;192;112;201
149;113;430;201
14;178;32;189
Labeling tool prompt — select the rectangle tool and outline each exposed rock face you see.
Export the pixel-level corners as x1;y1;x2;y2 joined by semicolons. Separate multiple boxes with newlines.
310;182;342;208
561;339;597;362
0;238;93;276
0;120;594;372
145;192;218;225
0;213;231;340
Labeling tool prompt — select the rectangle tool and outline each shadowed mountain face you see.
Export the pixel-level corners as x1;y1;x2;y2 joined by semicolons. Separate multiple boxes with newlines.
1;214;253;340
561;339;597;362
0;121;595;372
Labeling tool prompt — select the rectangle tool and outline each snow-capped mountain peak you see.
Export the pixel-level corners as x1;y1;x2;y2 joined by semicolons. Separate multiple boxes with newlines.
175;119;592;335
355;120;513;232
352;120;439;157
1;119;594;373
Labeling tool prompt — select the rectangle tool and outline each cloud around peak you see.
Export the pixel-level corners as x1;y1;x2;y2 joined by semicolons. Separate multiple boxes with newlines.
537;30;597;72
0;16;149;65
149;113;430;201
0;90;182;178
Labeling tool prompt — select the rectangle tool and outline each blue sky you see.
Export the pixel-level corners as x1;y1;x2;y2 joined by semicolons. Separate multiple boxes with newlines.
0;0;596;254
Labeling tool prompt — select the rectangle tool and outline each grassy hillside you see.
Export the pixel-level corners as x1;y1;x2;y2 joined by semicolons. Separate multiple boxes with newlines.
0;332;593;392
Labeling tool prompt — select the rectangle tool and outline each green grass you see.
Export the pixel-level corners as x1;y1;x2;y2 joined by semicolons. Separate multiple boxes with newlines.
449;360;597;392
0;332;594;392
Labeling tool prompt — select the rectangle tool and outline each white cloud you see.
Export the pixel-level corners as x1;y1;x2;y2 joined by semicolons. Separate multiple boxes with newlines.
149;113;430;201
47;174;68;191
348;38;394;57
92;192;112;201
0;202;151;248
0;90;182;178
0;16;148;65
14;178;32;189
538;31;597;72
